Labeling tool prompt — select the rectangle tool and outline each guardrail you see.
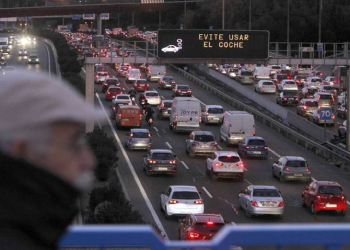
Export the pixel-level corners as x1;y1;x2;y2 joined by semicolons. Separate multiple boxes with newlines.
59;224;350;249
170;64;350;169
39;37;61;79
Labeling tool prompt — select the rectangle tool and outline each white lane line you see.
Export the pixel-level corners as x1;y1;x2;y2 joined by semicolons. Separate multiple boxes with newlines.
181;161;189;169
95;92;168;240
161;95;165;99
231;222;237;226
82;67;86;73
153;126;159;132
165;142;172;149
244;179;252;185
156;133;160;137
217;145;223;150
202;187;213;198
244;168;248;172
268;148;281;158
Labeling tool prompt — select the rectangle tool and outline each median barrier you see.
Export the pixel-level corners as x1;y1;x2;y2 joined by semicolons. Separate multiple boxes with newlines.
170;64;350;168
38;37;61;79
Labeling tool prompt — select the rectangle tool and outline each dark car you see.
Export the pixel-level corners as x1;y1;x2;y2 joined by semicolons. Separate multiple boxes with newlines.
143;149;177;176
157;100;173;119
178;213;226;240
158;76;176;89
272;74;288;84
238;136;268;159
299;87;318;99
102;78;120;93
172;85;192;97
276;91;298;106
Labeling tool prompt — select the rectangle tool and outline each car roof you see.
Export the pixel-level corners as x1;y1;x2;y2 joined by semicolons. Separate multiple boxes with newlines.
244;136;265;141
193;131;214;136
131;128;149;133
206;105;223;109
162;100;173;103
191;213;224;223
251;185;278;190
150;149;173;154
118;105;139;109
302;99;317;102
169;185;198;192
216;151;239;157
315;181;341;187
283;156;306;161
144;91;158;94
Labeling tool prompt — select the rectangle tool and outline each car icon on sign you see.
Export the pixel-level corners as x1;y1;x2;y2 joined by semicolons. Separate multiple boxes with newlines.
161;45;181;53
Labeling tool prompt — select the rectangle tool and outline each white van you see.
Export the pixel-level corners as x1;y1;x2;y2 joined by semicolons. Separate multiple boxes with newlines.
126;68;141;83
147;65;166;82
220;111;255;146
253;67;271;81
170;97;201;132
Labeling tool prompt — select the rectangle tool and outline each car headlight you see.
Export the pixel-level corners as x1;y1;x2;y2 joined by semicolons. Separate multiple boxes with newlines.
36;59;39;61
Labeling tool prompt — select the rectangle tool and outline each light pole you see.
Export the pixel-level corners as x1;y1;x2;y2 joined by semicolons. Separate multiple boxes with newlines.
249;0;251;30
287;0;290;57
222;0;225;30
318;0;322;43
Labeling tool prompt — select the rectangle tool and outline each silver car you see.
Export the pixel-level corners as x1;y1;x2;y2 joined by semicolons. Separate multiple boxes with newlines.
255;80;276;94
296;99;318;117
143;90;161;105
238;185;284;219
185;131;218;157
125;128;152;150
272;156;312;183
201;105;224;125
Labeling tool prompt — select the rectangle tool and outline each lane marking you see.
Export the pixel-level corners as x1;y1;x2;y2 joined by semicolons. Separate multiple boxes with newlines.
217;145;223;150
153;126;159;132
244;179;252;185
202;187;213;198
268;148;281;158
181;161;189;170
161;95;165;99
165;142;172;149
95;92;169;240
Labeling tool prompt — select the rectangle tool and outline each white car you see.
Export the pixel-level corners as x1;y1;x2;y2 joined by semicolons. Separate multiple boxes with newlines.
206;151;245;181
255;80;276;94
160;185;204;219
112;94;132;106
305;77;323;88
161;45;180;53
324;76;334;85
277;80;298;92
143;90;161;105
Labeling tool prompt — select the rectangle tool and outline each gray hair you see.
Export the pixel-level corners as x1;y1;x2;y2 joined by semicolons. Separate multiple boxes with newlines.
0;125;52;157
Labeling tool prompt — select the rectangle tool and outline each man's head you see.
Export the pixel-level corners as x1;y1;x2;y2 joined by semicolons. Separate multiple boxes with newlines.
0;70;106;191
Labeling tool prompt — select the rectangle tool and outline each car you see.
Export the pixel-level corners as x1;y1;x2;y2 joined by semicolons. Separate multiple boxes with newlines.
324;76;335;85
18;48;27;56
117;65;129;77
172;85;192;97
305;77;323;88
114;104;142;128
318;85;338;97
142;91;161;105
112;94;132;106
236;70;254;84
337;91;347;105
1;45;10;54
238;185;284;219
1;65;17;75
178;213;226;240
276;90;298;106
157;100;173;119
299;86;318;99
125;128;152;150
227;67;239;79
161;45;180;53
0;59;7;67
206;151;244;181
158;76;176;89
27;54;39;64
255;80;276;94
143;149;177;176
268;65;282;75
94;74;108;84
296;99;318;117
279;69;293;79
238;136;268;159
201;105;224;125
309;70;323;78
160;185;204;219
277;80;298;92
95;65;109;76
308;109;335;126
336;103;347;119
105;86;123;101
302;181;347;216
272;74;288;84
102;77;120;93
313;92;334;110
133;79;150;92
272;156;311;183
294;75;307;87
185;131;218;157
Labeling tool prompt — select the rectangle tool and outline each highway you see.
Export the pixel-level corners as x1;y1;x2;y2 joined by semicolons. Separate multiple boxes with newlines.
91;64;350;240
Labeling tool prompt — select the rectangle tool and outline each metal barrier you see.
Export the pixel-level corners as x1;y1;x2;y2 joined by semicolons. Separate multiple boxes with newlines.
59;224;350;249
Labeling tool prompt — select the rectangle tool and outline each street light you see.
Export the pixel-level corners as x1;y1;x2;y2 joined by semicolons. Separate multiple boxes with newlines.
249;0;251;30
222;0;225;30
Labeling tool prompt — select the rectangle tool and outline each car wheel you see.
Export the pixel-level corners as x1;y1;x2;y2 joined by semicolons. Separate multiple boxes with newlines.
206;164;210;176
301;196;306;208
226;137;230;147
340;210;347;216
164;206;171;220
241;151;247;159
276;99;279;104
238;175;244;182
160;202;163;211
238;202;243;210
189;150;195;158
311;203;318;215
145;166;151;176
245;208;252;218
210;169;218;181
185;145;189;154
279;173;285;183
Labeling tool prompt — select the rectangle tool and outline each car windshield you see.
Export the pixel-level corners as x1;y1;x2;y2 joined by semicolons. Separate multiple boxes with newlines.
178;86;190;90
164;77;174;81
311;78;322;82
195;134;215;142
137;80;147;84
146;92;159;97
194;223;225;232
307;89;318;94
262;81;274;86
248;140;265;146
278;75;288;79
281;70;291;74
284;91;297;97
271;66;281;69
318;186;342;195
323;86;335;90
218;156;240;163
284;81;295;85
109;88;121;92
133;132;149;138
241;71;253;76
286;160;307;168
305;101;318;107
152;153;174;160
97;66;108;72
253;189;280;197
117;96;129;99
208;108;224;114
320;95;332;100
107;79;119;85
172;191;200;200
164;102;172;108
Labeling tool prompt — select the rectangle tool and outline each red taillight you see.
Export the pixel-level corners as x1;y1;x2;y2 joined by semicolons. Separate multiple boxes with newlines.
169;200;178;204
107;91;110;94
278;201;285;207
148;133;151;137
251;200;259;207
206;221;214;225
177;90;181;93
264;146;268;150
306;168;310;172
245;146;250;149
188;232;199;239
341;195;345;201
130;133;134;137
302;105;307;110
283;167;290;171
211;142;217;146
262;86;265;89
316;195;321;201
213;161;223;168
169;160;176;164
149;160;156;164
194;200;202;204
236;162;244;168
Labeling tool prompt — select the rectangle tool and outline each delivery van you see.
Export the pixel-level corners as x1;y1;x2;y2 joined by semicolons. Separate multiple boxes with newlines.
170;97;201;132
115;105;142;129
125;68;141;83
147;65;166;82
220;111;255;146
253;67;271;81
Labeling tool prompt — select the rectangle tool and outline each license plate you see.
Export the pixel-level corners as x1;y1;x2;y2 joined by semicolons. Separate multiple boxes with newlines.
294;173;303;177
213;117;219;120
140;84;145;86
122;118;129;121
158;167;168;170
253;151;261;154
289;98;294;101
326;204;337;208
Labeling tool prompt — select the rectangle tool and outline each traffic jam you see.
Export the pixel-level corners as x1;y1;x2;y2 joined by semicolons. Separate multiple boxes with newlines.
63;30;349;241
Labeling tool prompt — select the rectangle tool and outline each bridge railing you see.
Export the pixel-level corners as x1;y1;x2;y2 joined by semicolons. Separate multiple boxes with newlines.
59;224;350;250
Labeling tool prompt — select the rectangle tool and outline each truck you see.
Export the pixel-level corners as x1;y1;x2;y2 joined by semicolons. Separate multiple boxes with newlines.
127;26;139;37
333;66;347;91
170;97;201;132
253;66;271;81
146;65;166;82
0;37;8;46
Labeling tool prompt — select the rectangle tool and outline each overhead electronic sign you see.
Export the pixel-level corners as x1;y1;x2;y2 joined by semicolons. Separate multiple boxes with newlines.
157;29;269;60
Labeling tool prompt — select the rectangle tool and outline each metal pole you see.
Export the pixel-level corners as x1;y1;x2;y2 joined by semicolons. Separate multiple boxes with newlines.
287;0;290;57
347;67;350;151
159;11;161;29
222;0;225;30
249;0;251;30
85;63;95;133
184;0;187;29
318;0;322;43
